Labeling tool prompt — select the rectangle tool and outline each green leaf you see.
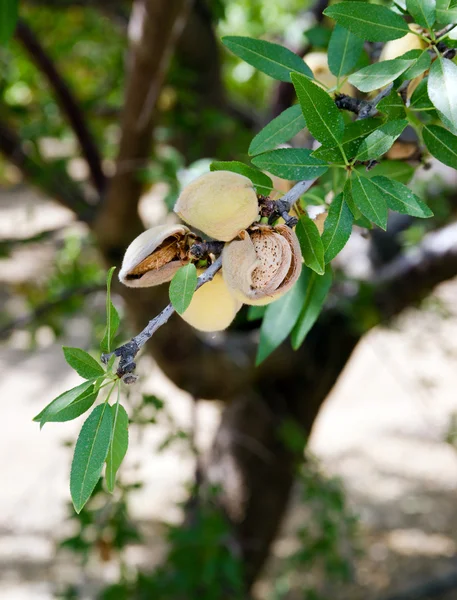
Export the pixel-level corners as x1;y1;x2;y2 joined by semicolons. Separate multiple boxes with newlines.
256;272;309;365
248;105;305;156
295;213;325;274
397;49;431;82
34;379;101;426
410;77;433;110
323;2;409;42
355;119;408;161
360;160;414;183
100;267;120;354
347;174;388;229
291;73;345;147
169;264;198;315
428;56;457;134
328;25;364;77
247;305;266;321
370;176;434;217
0;0;18;45
406;0;436;27
377;91;406;121
349;59;414;93
435;0;457;23
251;148;328;180
423;124;457;169
312;118;383;162
34;384;99;424
321;193;354;263
222;36;313;83
63;347;105;380
210;161;273;194
305;25;332;48
106;402;129;493
291;265;333;350
70;403;113;513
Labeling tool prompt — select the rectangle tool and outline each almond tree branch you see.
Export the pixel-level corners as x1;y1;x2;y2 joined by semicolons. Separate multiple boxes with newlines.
15;19;106;197
101;255;223;380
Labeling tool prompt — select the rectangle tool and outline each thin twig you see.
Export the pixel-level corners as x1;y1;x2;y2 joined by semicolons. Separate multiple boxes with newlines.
101;255;223;381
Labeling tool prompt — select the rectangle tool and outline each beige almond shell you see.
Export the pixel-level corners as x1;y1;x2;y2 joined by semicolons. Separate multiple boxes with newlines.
174;170;259;242
180;271;242;332
119;224;190;288
222;225;302;306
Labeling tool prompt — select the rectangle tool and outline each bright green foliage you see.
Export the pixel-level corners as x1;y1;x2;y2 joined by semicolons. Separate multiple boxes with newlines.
34;379;101;427
100;267;120;354
63;347;105;379
406;0;436;28
322;193;354;263
70;403;113;513
222;36;313;82
0;0;18;44
370;177;434;218
323;2;409;41
210;161;273;194
292;73;344;147
291;266;333;350
328;25;364;78
428;56;457;134
295;213;325;275
349;59;414;92
423;125;457;169
249;105;305;156
256;272;310;365
169;264;198;315
251;148;328;180
106;401;129;493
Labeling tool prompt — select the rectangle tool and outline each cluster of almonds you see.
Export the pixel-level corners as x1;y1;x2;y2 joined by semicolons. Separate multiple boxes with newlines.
119;171;302;332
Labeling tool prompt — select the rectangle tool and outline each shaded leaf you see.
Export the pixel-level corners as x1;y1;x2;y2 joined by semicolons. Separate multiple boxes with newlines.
428;55;457;134
313;118;382;162
360;160;414;183
377;91;406;120
100;267;120;354
70;403;113;513
398;49;431;82
349;59;414;93
169;264;198;315
328;25;364;77
248;105;305;156
222;36;313;82
291;73;345;147
291;265;333;350
435;0;457;23
256;272;309;365
251;148;328;180
355;119;408;161
410;77;434;109
324;2;409;41
0;0;18;45
295;213;325;274
210;161;273;194
106;402;129;493
406;0;436;28
63;347;105;380
371;176;434;217
423;124;457;169
321;193;353;263
347;174;388;229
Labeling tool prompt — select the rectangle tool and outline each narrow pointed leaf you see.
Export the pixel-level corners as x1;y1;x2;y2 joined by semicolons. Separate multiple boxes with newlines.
349;59;414;92
348;174;388;229
169;263;198;315
63;347;105;380
38;386;98;424
70;403;113;513
210;161;273;194
406;0;436;28
256;272;309;365
355;119;408;161
377;91;406;121
295;213;325;274
291;265;333;350
428;56;457;134
100;267;120;354
360;160;414;183
370;176;433;217
397;49;431;82
291;73;344;147
0;0;18;45
106;403;129;493
251;148;328;180
222;36;313;82
324;2;409;41
410;77;433;110
328;25;364;77
423;124;457;169
321;193;354;263
248;105;305;156
34;379;100;426
313;118;382;162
